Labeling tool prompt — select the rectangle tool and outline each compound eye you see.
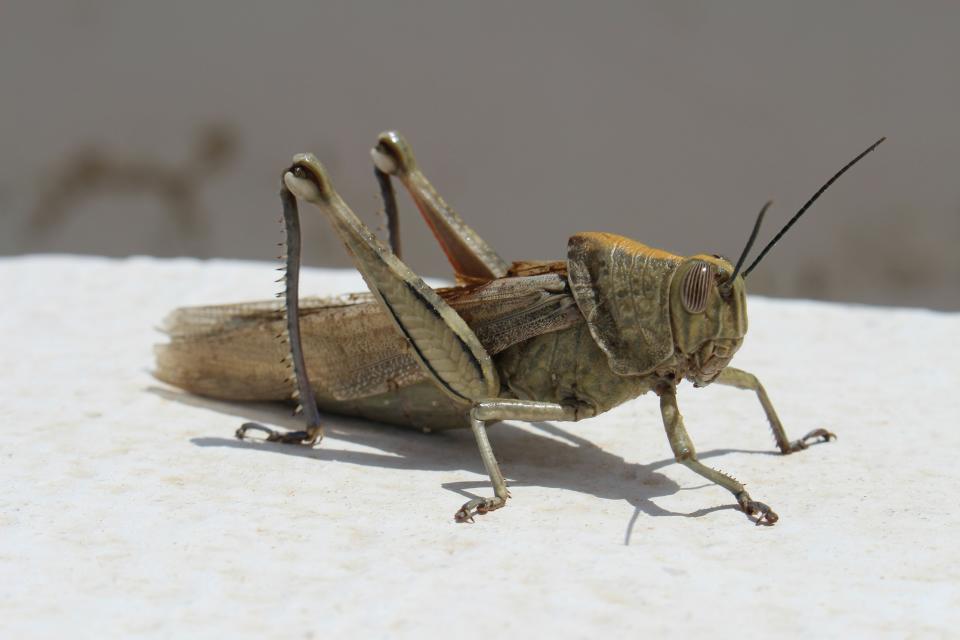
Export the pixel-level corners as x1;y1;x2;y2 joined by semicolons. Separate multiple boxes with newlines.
681;261;714;313
291;165;309;180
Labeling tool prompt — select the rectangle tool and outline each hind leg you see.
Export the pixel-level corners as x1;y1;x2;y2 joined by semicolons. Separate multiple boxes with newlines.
371;131;509;283
235;185;323;445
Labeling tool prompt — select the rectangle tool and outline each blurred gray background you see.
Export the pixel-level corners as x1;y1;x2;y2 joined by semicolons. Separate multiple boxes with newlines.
2;2;958;310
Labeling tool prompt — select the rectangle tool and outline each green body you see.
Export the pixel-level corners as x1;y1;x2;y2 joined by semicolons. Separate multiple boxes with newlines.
156;234;748;431
156;129;859;524
325;318;653;431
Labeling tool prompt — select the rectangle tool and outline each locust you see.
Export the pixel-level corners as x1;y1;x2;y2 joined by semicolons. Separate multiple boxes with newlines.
155;132;884;524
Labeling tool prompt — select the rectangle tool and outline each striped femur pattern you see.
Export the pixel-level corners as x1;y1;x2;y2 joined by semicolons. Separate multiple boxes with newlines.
680;261;714;313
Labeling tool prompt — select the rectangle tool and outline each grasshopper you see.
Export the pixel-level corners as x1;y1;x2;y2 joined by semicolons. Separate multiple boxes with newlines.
155;132;884;524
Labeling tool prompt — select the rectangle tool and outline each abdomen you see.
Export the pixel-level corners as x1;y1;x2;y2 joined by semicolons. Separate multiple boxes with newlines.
154;296;469;430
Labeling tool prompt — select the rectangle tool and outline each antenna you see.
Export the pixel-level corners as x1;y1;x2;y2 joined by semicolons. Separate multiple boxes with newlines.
743;137;886;278
723;200;770;293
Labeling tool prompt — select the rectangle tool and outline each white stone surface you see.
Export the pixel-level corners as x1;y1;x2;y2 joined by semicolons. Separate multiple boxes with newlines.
1;255;958;639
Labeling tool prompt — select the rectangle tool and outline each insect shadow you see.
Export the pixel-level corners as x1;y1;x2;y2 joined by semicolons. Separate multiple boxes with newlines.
151;386;767;544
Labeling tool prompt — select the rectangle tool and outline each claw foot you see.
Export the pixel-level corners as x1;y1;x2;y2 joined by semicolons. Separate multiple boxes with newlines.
736;491;778;526
784;428;836;453
454;496;507;523
236;422;323;446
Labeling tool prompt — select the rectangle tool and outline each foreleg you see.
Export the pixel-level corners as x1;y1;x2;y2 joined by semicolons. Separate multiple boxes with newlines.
715;367;835;454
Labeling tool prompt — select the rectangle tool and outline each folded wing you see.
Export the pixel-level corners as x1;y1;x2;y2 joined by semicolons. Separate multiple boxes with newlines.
154;269;581;402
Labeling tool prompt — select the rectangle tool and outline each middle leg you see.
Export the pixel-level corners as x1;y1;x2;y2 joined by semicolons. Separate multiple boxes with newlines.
455;399;578;522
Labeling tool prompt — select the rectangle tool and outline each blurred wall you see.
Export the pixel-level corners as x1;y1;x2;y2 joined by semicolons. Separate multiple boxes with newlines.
2;2;958;310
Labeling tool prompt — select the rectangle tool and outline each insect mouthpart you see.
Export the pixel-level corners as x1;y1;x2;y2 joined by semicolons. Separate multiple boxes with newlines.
691;337;742;386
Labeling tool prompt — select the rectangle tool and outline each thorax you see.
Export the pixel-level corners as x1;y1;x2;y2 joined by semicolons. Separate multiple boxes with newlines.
494;321;657;418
